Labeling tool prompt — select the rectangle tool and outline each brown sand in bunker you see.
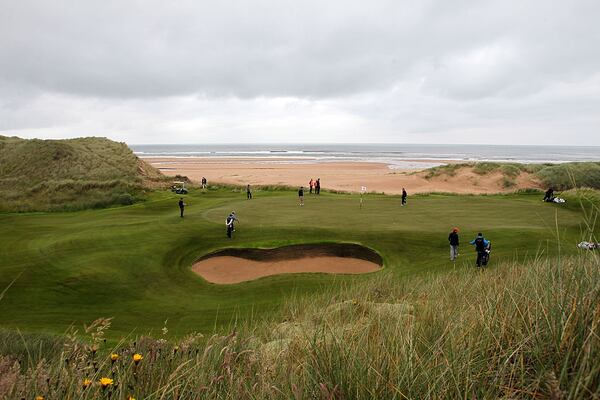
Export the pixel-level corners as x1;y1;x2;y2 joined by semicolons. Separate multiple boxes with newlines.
191;243;383;284
193;256;380;284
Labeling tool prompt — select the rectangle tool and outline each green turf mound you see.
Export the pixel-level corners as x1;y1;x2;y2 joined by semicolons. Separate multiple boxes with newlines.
0;135;165;211
197;243;384;266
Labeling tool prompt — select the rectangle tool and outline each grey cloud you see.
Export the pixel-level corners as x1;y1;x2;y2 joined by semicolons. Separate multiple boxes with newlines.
2;0;597;100
0;0;599;144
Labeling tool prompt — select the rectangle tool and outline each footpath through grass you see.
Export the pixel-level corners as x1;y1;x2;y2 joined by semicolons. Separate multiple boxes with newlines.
0;188;597;339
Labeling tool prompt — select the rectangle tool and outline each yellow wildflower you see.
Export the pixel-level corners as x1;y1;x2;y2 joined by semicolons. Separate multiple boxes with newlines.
110;353;119;362
82;378;92;388
127;396;136;400
99;377;114;388
35;396;44;400
133;353;143;364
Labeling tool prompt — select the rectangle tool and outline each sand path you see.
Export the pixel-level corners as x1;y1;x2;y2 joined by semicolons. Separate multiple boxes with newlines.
192;255;380;284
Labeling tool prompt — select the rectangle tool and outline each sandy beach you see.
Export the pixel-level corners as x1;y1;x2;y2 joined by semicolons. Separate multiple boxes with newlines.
146;157;543;194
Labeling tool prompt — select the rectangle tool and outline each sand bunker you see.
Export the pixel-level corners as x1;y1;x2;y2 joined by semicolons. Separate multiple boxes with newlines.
192;243;382;284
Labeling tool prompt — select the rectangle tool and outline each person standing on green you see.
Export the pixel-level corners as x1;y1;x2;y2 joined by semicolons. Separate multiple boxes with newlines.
298;186;305;206
178;198;186;218
247;184;252;200
401;188;407;206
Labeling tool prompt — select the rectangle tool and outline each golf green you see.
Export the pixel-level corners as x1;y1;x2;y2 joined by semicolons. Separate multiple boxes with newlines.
0;189;593;338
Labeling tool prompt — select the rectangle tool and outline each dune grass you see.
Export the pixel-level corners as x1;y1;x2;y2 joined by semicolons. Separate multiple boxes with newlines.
0;136;163;212
424;161;600;191
1;253;598;399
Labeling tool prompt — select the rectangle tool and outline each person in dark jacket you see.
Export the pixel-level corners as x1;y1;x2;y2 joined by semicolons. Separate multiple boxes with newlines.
470;233;491;268
448;227;459;261
401;188;407;206
543;188;555;202
226;211;238;238
298;186;304;206
315;178;321;195
178;198;185;218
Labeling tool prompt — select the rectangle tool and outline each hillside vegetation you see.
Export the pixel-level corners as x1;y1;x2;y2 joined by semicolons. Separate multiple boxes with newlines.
1;255;598;399
424;161;600;190
0;136;164;211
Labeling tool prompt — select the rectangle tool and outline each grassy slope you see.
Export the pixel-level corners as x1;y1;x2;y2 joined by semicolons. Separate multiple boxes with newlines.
424;161;600;189
1;188;597;339
0;136;163;211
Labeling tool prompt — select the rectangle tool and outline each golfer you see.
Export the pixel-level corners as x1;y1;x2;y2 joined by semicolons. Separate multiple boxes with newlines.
247;184;252;200
178;198;186;218
470;233;491;268
298;186;304;206
401;188;407;206
543;188;554;202
226;211;239;238
448;227;459;261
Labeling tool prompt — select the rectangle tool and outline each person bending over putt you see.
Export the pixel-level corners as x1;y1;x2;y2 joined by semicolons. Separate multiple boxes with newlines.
470;233;491;268
178;198;186;218
448;227;459;262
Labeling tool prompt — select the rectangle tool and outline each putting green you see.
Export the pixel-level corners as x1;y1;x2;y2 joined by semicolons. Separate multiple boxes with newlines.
0;189;594;338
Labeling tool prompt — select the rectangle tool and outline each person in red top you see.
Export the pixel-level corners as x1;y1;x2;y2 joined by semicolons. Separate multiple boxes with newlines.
309;179;314;194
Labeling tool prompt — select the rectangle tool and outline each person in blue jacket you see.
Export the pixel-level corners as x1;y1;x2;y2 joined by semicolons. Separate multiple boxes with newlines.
470;232;491;268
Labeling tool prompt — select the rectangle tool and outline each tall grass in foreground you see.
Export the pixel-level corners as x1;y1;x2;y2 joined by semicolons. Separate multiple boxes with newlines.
1;254;599;399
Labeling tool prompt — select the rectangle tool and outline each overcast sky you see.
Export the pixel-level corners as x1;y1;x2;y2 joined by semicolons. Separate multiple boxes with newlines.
1;0;599;145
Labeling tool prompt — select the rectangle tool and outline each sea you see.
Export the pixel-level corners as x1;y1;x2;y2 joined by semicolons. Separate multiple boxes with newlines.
131;144;600;170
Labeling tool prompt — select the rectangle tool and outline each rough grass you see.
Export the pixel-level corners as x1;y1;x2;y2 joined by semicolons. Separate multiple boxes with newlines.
1;254;598;399
0;135;165;212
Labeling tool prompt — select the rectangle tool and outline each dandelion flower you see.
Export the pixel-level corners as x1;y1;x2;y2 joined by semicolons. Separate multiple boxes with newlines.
82;378;92;388
127;396;136;400
35;396;44;400
110;353;119;362
99;377;114;388
133;353;143;364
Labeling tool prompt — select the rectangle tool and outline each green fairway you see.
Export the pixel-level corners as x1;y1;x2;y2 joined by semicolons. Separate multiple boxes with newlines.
0;188;595;338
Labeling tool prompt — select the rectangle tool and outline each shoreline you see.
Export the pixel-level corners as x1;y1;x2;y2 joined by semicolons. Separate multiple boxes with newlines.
145;157;543;195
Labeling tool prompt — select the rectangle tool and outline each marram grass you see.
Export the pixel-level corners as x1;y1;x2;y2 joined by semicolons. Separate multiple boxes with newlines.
1;254;598;399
